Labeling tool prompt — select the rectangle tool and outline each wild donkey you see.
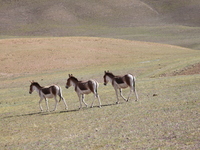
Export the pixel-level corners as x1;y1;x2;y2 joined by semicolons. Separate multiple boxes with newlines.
29;81;68;112
103;71;138;104
65;74;102;109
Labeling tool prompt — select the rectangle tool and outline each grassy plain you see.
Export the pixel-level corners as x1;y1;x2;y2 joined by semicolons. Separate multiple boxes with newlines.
0;37;200;149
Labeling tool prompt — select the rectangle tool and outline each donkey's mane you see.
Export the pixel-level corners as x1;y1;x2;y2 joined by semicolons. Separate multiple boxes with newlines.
70;76;79;82
106;72;115;77
31;82;42;88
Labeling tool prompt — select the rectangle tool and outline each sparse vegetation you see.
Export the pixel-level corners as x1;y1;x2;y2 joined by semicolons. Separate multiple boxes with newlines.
0;0;200;149
0;37;199;149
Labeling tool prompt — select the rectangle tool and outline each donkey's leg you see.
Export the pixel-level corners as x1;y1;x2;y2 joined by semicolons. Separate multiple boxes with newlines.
61;97;68;110
39;98;44;111
91;93;95;108
78;94;83;109
119;89;128;102
96;93;102;108
114;88;120;104
91;92;102;108
126;88;133;102
58;88;68;110
53;97;58;111
44;98;50;112
82;94;88;108
134;87;138;101
91;82;101;108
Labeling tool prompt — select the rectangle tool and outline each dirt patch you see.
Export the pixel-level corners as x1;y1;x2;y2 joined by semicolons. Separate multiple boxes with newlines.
162;63;200;77
173;63;200;76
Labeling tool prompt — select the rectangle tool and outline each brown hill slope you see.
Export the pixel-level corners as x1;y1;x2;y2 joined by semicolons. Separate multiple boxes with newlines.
0;0;200;50
1;37;199;79
141;0;200;26
0;0;159;36
0;0;199;37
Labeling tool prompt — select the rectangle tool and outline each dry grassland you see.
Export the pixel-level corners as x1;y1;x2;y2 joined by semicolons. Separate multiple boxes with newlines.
0;37;200;149
0;37;198;77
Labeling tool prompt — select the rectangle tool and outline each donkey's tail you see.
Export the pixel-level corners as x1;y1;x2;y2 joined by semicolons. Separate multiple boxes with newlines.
95;80;100;95
58;86;63;102
133;76;138;101
133;76;136;90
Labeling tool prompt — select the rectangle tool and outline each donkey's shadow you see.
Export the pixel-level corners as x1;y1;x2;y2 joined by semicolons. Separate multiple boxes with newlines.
3;102;122;119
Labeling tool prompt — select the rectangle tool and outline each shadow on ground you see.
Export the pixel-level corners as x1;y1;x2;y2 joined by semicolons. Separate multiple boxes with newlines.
2;102;123;119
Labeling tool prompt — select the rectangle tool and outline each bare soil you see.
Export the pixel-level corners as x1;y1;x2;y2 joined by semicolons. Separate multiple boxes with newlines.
175;63;200;75
162;63;200;77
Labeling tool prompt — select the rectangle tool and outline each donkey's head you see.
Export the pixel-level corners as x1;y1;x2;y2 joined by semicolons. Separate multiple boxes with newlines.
66;74;78;89
103;71;114;86
29;80;35;94
29;80;40;94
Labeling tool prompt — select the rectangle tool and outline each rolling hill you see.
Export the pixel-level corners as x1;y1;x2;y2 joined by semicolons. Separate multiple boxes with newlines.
0;37;199;78
0;0;162;36
0;0;200;49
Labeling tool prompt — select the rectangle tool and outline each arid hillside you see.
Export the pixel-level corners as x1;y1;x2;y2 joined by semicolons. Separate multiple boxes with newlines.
0;0;200;36
142;0;200;26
